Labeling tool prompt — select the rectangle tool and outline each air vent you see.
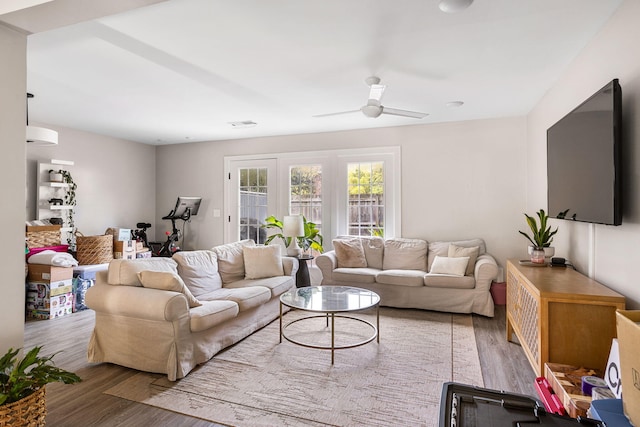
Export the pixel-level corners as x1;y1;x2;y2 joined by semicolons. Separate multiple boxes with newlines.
228;120;257;128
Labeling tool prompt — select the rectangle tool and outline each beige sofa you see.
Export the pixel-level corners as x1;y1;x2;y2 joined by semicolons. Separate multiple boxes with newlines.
316;237;498;317
85;239;297;380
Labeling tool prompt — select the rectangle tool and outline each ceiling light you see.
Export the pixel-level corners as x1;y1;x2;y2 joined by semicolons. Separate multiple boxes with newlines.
438;0;473;13
446;101;465;108
228;120;257;128
26;93;58;146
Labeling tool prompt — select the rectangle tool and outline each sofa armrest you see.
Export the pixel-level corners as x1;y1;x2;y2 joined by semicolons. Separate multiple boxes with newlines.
316;251;338;284
86;279;189;322
474;254;499;292
282;256;299;278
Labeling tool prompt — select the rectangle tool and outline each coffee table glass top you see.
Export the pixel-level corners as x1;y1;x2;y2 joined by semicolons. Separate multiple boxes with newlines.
280;286;380;313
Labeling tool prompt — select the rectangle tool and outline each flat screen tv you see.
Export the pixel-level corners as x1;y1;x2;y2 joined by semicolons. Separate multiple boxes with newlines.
547;78;622;226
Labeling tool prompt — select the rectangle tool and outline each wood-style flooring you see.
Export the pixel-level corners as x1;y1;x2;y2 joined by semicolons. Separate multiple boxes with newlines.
24;305;537;426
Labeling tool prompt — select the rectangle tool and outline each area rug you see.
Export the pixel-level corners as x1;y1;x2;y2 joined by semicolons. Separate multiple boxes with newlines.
105;308;483;426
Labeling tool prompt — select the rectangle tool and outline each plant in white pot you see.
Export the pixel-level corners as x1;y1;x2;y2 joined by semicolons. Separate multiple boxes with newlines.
519;209;558;264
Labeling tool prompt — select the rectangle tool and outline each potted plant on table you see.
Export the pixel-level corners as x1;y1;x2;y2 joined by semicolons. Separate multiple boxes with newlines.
518;209;558;264
262;215;324;255
1;346;81;426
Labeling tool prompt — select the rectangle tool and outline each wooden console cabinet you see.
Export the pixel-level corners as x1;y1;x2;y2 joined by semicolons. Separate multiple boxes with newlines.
506;259;625;377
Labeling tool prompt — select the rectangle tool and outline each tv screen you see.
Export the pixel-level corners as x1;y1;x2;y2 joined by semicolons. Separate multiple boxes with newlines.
547;79;622;226
173;196;202;217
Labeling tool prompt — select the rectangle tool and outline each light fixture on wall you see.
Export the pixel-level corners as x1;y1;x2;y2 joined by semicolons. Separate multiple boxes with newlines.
438;0;473;13
283;215;304;256
26;93;58;146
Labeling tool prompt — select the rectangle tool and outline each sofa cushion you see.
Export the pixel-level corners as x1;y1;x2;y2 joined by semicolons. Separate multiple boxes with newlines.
427;239;486;271
448;244;479;276
108;258;178;287
424;273;476;289
376;269;426;287
223;276;293;298
137;270;202;308
335;236;384;269
189;300;240;332
430;255;469;276
333;238;367;268
198;286;271;311
211;239;255;284
243;245;284;279
332;268;379;284
382;238;428;271
172;250;223;297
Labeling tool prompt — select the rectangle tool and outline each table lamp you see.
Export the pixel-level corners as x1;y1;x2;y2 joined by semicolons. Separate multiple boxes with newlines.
283;215;304;256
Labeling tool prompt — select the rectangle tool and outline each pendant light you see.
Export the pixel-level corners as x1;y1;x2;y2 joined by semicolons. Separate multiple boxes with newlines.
26;93;58;146
438;0;474;13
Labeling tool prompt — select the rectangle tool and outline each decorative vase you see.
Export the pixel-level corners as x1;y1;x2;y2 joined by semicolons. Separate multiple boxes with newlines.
49;171;63;183
530;247;546;264
528;245;555;260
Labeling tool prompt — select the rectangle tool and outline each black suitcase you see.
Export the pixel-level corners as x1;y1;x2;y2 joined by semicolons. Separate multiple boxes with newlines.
439;382;605;426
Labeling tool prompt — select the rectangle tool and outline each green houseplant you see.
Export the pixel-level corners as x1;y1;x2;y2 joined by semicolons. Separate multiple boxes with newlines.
519;209;558;262
262;215;324;253
48;169;78;250
1;346;81;424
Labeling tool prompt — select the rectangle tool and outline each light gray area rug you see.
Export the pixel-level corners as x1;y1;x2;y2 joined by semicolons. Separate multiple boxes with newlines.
105;308;483;426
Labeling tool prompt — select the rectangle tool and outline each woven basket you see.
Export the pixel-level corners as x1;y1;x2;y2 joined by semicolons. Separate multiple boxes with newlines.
75;232;113;265
0;386;46;427
26;226;61;249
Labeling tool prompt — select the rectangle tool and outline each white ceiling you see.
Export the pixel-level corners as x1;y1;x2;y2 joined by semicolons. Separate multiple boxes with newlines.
12;0;624;145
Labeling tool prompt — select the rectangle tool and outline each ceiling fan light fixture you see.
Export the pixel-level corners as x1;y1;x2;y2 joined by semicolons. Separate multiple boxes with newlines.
361;100;383;118
438;0;473;13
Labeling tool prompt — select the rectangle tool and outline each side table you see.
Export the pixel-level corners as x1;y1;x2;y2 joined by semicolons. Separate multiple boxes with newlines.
289;254;314;287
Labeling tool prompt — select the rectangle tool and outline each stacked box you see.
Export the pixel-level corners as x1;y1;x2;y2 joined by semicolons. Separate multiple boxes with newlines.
114;240;136;260
26;264;74;319
615;310;640;425
136;248;152;259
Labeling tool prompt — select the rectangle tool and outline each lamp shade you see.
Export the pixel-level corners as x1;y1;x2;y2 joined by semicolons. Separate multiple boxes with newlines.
26;125;58;146
283;215;304;237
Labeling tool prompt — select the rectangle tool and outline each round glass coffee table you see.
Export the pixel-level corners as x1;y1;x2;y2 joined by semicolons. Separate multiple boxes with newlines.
279;286;380;364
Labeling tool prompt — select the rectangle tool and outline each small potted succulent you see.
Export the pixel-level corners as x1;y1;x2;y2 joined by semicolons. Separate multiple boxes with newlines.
0;346;81;426
519;209;558;263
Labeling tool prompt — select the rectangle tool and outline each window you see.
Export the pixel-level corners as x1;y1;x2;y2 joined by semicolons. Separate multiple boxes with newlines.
239;167;268;244
290;165;322;227
348;162;384;237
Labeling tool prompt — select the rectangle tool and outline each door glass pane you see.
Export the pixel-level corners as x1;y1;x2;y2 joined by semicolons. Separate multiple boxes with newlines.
239;167;268;244
347;162;384;237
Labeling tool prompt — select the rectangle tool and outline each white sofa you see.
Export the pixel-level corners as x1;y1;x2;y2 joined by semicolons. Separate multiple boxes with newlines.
316;237;498;317
85;239;297;380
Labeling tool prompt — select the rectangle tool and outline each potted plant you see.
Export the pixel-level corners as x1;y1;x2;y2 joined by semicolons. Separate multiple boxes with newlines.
1;346;81;426
518;209;558;263
48;169;77;250
262;215;324;254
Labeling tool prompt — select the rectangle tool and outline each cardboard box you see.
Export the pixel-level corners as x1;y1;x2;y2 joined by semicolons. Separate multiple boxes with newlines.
544;363;601;418
27;279;73;297
112;228;132;241
26;285;73;320
135;241;145;252
114;240;136;260
136;248;152;259
27;264;73;282
615;310;640;425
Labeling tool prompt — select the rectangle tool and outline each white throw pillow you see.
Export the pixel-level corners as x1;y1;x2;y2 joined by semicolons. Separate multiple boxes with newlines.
448;244;479;276
430;255;470;277
243;245;284;279
137;270;202;308
172;250;223;297
333;238;367;268
211;239;255;283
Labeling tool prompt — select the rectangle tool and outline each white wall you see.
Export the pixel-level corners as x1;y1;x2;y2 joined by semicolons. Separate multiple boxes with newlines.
156;117;527;271
0;23;27;354
527;0;640;308
26;124;157;237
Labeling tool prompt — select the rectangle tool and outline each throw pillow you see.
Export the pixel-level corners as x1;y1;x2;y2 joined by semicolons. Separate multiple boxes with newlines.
243;245;284;279
333;238;367;268
448;244;479;276
430;255;469;277
137;270;202;308
212;239;255;283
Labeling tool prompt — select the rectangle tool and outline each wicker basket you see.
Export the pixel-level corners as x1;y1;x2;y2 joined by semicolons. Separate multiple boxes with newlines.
75;232;113;265
0;386;46;427
25;225;61;249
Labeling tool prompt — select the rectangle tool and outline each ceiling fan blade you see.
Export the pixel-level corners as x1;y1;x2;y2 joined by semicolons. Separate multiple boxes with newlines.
381;106;428;119
313;109;360;118
368;84;386;102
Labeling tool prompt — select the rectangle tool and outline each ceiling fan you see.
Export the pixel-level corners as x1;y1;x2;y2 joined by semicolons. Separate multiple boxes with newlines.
314;76;428;119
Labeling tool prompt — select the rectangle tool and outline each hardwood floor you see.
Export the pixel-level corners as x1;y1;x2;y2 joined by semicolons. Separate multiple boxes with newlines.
24;305;537;426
